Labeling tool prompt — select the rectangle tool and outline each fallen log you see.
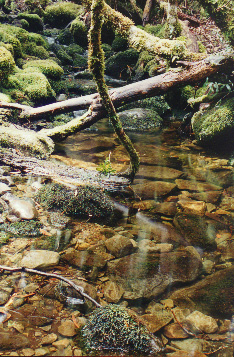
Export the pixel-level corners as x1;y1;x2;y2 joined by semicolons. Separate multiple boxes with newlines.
0;149;130;192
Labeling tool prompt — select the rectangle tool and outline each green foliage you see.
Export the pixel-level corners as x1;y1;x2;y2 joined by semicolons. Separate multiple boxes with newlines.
0;46;15;80
144;23;167;39
17;13;43;33
23;59;64;80
57;28;73;45
66;43;84;57
97;156;116;176
70;18;88;48
101;43;113;58
81;305;163;354
44;2;83;28
35;183;115;219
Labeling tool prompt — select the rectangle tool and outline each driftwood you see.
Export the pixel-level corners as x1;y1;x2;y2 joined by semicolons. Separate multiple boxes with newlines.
0;265;101;307
177;11;201;26
0;149;130;191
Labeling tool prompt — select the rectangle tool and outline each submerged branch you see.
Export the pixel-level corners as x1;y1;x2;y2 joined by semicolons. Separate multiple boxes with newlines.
0;265;101;308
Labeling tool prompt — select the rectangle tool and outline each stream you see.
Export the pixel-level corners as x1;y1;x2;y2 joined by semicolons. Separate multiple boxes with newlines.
1;117;234;356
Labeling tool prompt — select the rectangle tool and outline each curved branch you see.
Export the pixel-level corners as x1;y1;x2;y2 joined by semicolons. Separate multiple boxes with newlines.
0;265;101;308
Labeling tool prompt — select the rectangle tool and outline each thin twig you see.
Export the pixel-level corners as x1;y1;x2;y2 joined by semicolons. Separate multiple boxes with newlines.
0;265;101;308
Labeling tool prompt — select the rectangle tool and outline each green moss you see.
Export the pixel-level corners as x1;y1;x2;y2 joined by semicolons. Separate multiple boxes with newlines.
81;305;163;354
66;43;84;57
112;35;128;52
56;48;73;66
23;59;63;80
198;41;207;53
70;18;88;48
20;19;30;30
23;43;50;59
105;48;139;79
0;29;22;58
144;23;167;39
191;97;234;146
0;46;15;80
35;183;115;220
101;43;113;58
1;220;42;237
0;231;10;248
17;13;43;33
44;2;83;28
73;54;87;68
119;95;170;116
57;28;73;45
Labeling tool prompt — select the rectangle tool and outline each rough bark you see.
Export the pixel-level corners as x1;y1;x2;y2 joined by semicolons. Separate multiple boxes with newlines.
89;0;139;180
142;0;154;26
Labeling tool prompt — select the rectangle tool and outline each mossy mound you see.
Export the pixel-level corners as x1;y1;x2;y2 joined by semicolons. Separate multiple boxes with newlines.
70;18;88;48
23;59;63;80
6;67;55;103
17;13;44;33
1;220;42;237
119;96;170;116
112;35;128;52
0;46;15;80
57;28;73;45
191;97;234;146
0;231;10;247
0;24;49;60
105;49;139;79
81;305;163;355
44;2;83;28
66;44;84;57
118;108;163;131
35;183;115;220
144;23;167;39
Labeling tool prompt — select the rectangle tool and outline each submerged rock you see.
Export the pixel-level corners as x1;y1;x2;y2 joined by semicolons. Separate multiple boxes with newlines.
81;304;163;355
1;220;42;236
169;266;234;318
0;329;30;350
118;108;163;131
35;183;115;220
20;250;60;269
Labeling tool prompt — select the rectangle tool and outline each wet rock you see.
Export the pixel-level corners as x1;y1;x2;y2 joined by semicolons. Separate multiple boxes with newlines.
34;347;49;356
169;266;234;318
48;212;71;229
0;283;13;304
105;234;136;258
187;191;221;204
141;303;173;332
132;200;158;211
151;201;177;216
11;321;24;333
168;351;206;357
149;222;186;245
185;310;218;334
163;322;189;339
0;182;11;195
22;348;35;356
0;329;30;350
134;181;177;199
171;338;204;352
102;280;124;303
138;240;173;253
17;304;56;326
52;339;70;349
20;250;60;269
174;213;217;249
118;108;163;131
220;195;234;211
40;333;57;345
2;194;38;219
175;179;221;192
137;165;183;180
107;249;202;300
58;320;77;337
62;247;106;270
177;198;206;216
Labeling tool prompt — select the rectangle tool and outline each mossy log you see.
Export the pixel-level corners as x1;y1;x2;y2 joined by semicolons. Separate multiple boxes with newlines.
78;0;203;60
1;51;233;131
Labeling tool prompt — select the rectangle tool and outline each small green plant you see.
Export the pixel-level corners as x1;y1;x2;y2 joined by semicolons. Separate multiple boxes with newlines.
97;152;116;176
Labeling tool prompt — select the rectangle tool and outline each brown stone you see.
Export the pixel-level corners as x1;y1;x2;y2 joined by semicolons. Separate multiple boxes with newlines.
177;198;206;216
62;247;106;270
168;351;206;357
58;320;77;337
134;181;176;199
102;280;124;303
105;235;136;258
164;322;189;339
175;179;221;192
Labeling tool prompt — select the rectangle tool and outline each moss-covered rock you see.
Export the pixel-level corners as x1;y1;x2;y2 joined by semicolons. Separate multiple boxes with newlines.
17;13;44;33
57;28;73;45
144;23;167;39
0;124;54;157
44;2;83;28
0;231;10;248
81;305;163;355
118;108;163;131
191;97;234;146
70;18;88;48
1;220;42;237
111;34;128;52
66;43;84;57
23;59;63;80
35;183;115;220
105;48;139;79
119;95;171;116
0;46;15;80
101;43;113;58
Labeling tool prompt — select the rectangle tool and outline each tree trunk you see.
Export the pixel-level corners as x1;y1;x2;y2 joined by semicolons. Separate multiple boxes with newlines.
142;0;154;26
88;0;140;181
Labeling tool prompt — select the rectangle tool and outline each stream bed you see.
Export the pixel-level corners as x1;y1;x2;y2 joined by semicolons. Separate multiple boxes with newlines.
1;119;234;356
